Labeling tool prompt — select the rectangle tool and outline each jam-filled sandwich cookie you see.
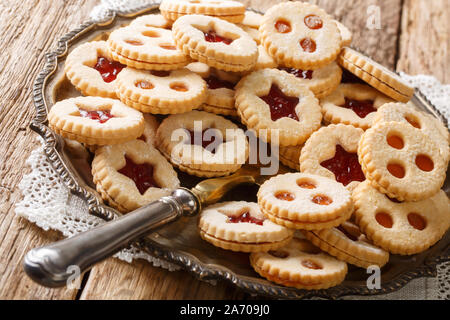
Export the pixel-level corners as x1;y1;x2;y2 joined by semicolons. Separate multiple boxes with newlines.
160;0;246;23
107;25;190;70
156;110;248;177
278;144;303;171
338;47;414;103
250;238;348;290
259;2;342;70
321;83;394;130
48;96;144;146
92;140;180;213
300;124;365;192
241;11;263;29
198;201;294;252
64;41;126;99
129;14;173;29
257;173;354;230
115;68;207;114
235;68;322;147
279;61;342;99
303;220;389;268
172;14;258;72
334;20;352;47
353;181;450;255
374;102;450;163
358;121;447;202
200;68;240;116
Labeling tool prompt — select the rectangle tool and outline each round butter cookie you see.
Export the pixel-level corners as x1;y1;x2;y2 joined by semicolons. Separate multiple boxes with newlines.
172;14;258;72
353;181;450;255
257;173;354;230
199;201;294;252
300;124;365;192
250;237;348;290
64;41;126;99
48;96;144;146
278;144;303;171
358;121;447;201
259;2;342;70
235;68;322;147
92;139;180;213
129;14;173;29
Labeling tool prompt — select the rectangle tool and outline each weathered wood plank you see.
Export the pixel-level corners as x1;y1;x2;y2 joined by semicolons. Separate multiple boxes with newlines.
0;0;98;300
397;0;449;83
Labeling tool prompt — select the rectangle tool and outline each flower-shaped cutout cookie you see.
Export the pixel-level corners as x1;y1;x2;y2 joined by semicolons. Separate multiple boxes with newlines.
199;201;294;252
374;102;450;163
358;121;447;201
300;124;365;192
257;173;354;230
235;68;322;146
259;2;342;70
353;181;450;255
172;14;258;72
108;25;190;70
48;96;144;146
115;67;207;114
156;110;248;177
92;139;180;213
160;0;246;23
64;41;126;99
321;83;394;130
250;237;348;290
129;14;173;29
303;220;389;268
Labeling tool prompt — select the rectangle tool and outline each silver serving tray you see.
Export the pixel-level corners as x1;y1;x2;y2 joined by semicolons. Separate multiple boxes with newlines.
30;2;449;299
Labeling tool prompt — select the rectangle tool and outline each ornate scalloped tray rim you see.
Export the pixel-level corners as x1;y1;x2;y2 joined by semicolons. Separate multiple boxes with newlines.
30;2;449;300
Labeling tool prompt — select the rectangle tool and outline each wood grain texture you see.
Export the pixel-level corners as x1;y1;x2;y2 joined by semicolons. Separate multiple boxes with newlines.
397;0;449;83
0;0;98;300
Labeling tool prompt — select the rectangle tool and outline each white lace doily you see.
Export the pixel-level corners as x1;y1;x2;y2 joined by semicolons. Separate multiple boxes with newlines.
15;0;450;299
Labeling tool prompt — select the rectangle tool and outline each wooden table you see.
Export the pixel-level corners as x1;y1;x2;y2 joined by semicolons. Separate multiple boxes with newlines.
0;0;448;300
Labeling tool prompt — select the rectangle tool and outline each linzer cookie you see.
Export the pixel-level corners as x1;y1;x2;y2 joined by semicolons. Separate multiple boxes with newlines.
257;173;353;230
353;181;450;255
138;114;160;147
321;83;393;130
107;25;190;70
241;11;263;29
374;102;450;163
200;68;239;116
278;144;303;171
172;14;258;72
198;201;294;252
250;238;348;290
338;47;414;102
259;2;342;70
64;41;126;99
358;121;447;201
156;110;248;177
303;220;389;268
334;20;352;47
160;0;246;23
129;14;173;29
48;96;144;146
235;68;322;146
300;124;365;192
115;67;207;114
92;140;180;213
279;61;342;99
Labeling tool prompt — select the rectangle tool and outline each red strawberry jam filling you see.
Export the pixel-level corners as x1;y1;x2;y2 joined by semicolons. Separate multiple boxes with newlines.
205;75;235;90
118;156;160;195
341;98;376;118
320;145;365;186
94;56;125;83
186;129;221;154
78;109;114;124
204;30;233;45
279;67;313;80
228;211;264;226
260;85;299;121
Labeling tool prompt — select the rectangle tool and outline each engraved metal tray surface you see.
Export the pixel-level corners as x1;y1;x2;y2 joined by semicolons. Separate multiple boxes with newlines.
30;3;449;299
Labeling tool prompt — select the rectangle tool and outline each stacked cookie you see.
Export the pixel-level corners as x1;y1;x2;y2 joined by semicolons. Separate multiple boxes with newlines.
45;0;449;291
